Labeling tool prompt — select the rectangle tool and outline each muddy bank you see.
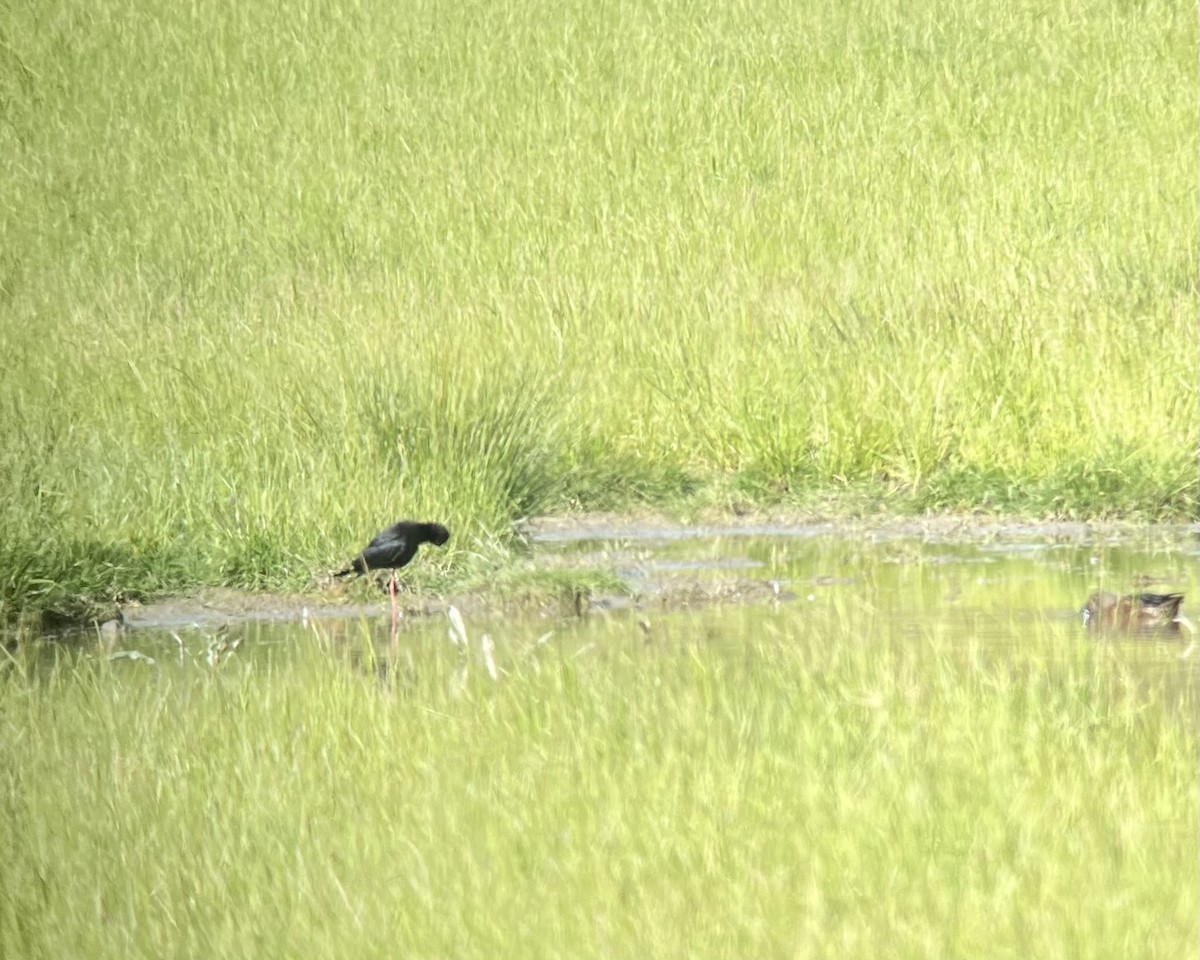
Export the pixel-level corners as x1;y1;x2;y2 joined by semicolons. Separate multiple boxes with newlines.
95;577;789;636
519;512;1200;544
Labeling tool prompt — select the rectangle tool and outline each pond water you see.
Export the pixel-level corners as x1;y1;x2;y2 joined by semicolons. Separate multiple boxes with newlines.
60;522;1200;711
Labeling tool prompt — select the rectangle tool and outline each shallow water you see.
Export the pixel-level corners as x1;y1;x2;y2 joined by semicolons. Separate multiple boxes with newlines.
48;524;1200;713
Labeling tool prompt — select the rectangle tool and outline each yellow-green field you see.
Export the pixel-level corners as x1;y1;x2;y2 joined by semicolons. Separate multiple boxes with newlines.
1;0;1195;620
1;604;1195;958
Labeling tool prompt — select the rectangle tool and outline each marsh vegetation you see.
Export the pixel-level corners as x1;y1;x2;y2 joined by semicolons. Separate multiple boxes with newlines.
1;0;1195;621
2;2;1195;951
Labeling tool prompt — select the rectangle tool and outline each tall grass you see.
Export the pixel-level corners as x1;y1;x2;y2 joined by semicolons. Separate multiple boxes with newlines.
1;606;1195;957
1;0;1195;617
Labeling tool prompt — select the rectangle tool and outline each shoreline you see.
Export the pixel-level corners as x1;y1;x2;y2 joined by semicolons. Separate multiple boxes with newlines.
36;511;1198;639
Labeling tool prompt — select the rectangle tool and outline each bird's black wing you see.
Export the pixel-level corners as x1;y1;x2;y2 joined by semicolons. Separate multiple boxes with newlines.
366;525;410;552
1138;593;1184;607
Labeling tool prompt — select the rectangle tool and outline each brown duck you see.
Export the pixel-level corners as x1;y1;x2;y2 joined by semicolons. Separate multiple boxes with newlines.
1080;592;1184;632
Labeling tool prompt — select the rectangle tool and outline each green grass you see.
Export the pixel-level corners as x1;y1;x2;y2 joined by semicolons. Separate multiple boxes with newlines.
1;605;1195;957
1;0;1196;619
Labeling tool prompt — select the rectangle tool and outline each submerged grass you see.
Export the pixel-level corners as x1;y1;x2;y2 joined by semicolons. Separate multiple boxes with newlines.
1;0;1196;618
1;606;1195;957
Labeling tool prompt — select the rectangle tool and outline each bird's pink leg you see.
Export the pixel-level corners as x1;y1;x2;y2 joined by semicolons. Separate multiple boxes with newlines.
389;572;398;623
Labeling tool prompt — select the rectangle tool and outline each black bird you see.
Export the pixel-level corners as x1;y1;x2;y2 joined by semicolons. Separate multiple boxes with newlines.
336;521;451;618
